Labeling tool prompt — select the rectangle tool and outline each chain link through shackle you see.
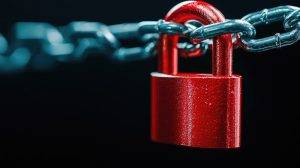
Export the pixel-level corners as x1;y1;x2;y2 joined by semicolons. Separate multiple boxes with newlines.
144;5;300;52
0;5;299;73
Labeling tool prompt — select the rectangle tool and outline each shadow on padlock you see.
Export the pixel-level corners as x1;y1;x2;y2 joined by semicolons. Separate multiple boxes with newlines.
151;1;241;148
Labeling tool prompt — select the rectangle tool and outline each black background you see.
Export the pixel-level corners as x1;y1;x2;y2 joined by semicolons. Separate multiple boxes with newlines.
0;0;299;167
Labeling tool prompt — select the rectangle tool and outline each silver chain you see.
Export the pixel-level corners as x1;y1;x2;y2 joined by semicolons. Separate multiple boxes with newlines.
0;5;299;73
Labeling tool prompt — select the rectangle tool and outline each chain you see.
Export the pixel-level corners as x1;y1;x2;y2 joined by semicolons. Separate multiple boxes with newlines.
148;5;300;51
0;5;299;73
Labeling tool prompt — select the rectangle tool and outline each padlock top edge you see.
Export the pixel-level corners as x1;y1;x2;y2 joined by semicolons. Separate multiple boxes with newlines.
151;72;241;79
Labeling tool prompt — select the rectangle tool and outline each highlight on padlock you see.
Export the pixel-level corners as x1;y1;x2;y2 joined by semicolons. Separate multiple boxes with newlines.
151;0;242;148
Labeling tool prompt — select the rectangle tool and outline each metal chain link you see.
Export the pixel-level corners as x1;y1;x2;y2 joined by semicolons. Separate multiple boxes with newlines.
152;5;300;52
0;5;299;73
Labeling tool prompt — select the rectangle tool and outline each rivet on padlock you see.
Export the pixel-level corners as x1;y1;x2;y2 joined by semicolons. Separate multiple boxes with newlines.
151;1;241;148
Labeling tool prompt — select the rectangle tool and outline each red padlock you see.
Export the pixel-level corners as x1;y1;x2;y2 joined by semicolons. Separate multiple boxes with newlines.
151;1;241;148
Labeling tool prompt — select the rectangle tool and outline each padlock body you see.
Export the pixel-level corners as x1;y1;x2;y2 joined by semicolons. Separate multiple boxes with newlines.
151;72;241;148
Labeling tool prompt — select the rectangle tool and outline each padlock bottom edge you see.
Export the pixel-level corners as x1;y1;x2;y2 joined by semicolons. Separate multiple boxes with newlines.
151;139;241;149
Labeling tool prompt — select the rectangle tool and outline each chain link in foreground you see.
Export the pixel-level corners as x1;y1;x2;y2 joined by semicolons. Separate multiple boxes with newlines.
0;5;299;73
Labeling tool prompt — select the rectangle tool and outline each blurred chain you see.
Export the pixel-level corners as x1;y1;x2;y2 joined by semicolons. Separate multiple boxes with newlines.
0;5;299;73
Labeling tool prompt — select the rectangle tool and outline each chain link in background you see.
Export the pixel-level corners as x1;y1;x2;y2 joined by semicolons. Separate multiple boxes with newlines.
0;5;299;73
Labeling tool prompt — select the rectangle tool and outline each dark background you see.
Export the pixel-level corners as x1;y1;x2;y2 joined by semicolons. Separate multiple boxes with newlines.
0;0;299;167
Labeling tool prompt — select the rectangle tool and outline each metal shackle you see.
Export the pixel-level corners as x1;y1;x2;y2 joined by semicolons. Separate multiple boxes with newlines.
158;0;233;76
